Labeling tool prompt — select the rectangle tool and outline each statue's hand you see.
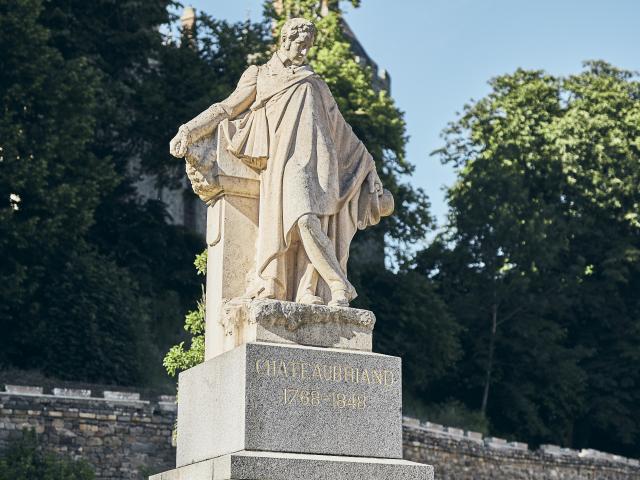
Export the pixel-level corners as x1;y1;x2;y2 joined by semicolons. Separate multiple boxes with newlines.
169;126;190;158
367;170;383;195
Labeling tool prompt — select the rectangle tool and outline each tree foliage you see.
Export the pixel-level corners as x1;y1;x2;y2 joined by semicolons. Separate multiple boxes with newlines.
0;0;150;384
164;251;206;377
424;61;640;454
0;0;256;384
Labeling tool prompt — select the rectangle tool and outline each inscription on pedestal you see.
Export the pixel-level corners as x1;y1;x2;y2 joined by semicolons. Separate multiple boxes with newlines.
245;343;403;459
176;342;403;467
254;356;397;410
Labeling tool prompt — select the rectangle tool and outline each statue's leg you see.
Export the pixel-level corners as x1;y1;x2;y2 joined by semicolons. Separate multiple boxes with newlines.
297;214;355;307
294;245;323;305
252;259;279;300
296;265;323;305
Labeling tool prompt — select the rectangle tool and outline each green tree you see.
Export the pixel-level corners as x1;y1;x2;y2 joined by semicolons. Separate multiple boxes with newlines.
427;61;640;454
0;430;94;480
38;0;206;385
0;0;150;383
351;265;461;405
555;62;640;456
164;251;207;376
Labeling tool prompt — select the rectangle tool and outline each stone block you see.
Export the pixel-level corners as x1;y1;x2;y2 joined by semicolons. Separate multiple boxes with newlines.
403;416;421;426
586;449;614;461
444;426;464;437
485;437;508;449
4;385;43;395
53;388;92;398
219;299;375;353
152;451;433;480
177;342;402;467
158;402;178;412
465;430;483;442
103;391;141;402
424;422;444;432
540;444;563;455
508;441;528;451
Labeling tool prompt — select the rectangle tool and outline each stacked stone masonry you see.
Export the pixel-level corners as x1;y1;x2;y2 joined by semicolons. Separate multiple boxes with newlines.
403;417;640;480
1;386;639;480
0;386;176;480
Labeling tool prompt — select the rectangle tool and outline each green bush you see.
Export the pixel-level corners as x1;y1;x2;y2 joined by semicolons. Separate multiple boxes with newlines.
0;430;94;480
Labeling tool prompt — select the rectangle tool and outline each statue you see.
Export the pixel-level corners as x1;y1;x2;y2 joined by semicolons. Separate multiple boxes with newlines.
155;20;435;480
170;18;393;309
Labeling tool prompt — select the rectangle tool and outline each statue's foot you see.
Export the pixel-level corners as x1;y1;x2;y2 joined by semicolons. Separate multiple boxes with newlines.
247;279;277;300
298;293;324;305
328;290;349;307
328;284;356;307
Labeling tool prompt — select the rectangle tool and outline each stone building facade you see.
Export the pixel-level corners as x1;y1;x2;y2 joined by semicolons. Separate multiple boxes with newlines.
1;385;638;480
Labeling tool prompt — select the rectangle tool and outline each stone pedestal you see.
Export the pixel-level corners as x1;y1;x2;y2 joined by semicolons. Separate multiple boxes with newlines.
151;451;433;480
219;299;376;352
151;302;434;480
177;342;401;465
199;124;260;362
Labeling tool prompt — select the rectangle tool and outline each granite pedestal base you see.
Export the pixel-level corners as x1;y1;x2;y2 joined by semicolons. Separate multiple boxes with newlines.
177;342;403;466
150;450;434;480
152;302;434;480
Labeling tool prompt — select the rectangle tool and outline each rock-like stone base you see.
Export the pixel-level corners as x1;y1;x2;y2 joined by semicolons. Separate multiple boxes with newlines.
219;298;375;353
150;450;434;480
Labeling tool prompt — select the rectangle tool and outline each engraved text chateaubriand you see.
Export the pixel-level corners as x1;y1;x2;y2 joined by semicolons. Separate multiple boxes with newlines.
255;358;398;410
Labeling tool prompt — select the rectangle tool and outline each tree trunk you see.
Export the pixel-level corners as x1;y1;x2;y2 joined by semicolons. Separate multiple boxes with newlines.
481;301;498;415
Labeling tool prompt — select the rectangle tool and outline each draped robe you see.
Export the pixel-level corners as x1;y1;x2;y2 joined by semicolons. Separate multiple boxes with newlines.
186;53;387;303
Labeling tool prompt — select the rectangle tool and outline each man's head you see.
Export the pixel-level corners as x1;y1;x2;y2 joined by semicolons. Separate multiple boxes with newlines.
278;18;316;66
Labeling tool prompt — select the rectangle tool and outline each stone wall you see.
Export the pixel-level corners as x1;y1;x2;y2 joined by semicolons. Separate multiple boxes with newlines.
403;417;640;480
1;385;639;480
0;385;176;480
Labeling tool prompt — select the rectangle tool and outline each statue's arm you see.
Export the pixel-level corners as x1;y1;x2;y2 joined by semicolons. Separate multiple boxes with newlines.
321;81;382;194
177;65;259;148
217;64;260;119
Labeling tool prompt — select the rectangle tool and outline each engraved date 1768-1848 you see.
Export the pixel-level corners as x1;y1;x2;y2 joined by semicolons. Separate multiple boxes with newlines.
282;387;367;409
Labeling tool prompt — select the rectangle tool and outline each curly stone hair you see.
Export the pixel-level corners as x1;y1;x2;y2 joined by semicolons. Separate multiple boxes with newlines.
280;17;317;45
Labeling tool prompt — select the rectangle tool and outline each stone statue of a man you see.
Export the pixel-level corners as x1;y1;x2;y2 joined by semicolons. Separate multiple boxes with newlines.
170;18;393;307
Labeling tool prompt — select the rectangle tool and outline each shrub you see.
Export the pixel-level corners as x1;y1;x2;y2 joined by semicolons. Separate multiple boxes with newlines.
0;430;94;480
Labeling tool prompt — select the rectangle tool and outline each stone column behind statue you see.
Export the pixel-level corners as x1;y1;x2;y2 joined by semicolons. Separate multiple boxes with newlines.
153;17;434;480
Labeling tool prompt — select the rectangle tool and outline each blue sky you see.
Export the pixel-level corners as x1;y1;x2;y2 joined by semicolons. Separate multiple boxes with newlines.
185;0;639;225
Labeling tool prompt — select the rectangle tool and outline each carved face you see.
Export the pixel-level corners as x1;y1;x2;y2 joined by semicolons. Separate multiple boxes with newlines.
281;27;314;66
